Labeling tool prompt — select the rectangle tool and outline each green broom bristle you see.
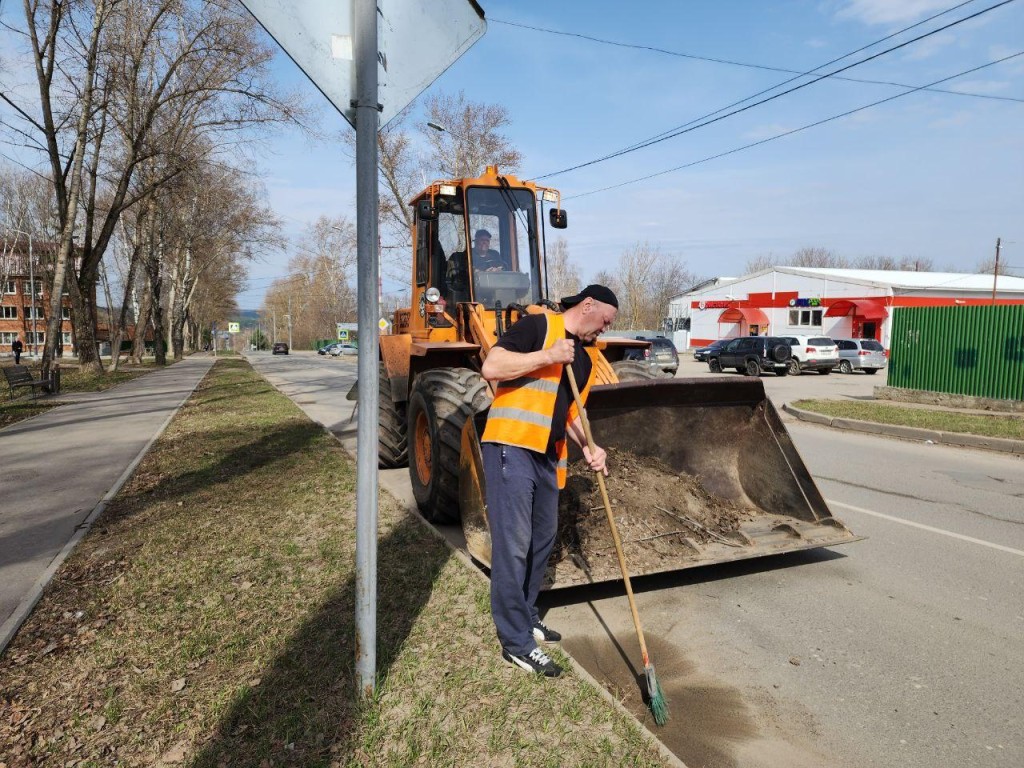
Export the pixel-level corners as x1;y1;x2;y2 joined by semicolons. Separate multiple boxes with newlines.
645;666;669;726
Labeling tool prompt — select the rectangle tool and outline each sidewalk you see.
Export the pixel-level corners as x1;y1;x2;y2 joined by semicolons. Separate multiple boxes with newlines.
0;355;215;652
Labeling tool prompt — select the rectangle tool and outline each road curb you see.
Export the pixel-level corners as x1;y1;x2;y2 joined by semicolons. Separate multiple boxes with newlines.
782;403;1024;455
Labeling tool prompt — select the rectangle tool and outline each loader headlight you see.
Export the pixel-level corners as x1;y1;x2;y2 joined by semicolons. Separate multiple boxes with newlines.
425;287;441;303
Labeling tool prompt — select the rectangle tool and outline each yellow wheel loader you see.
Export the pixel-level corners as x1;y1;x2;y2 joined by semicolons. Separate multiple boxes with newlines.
377;166;859;589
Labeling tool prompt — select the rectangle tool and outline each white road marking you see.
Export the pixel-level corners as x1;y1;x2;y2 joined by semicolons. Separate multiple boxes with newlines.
827;499;1024;558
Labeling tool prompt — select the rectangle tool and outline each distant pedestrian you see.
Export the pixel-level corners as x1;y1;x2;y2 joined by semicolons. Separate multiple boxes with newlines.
12;338;23;364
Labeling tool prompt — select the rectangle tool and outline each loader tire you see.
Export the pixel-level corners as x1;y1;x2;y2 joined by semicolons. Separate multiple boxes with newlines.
612;360;659;382
378;362;408;468
408;368;492;525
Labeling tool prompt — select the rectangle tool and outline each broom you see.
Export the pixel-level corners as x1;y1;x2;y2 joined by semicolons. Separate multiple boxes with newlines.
565;366;669;726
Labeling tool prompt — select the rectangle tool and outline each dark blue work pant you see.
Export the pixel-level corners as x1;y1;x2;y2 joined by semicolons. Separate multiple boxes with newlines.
482;442;559;656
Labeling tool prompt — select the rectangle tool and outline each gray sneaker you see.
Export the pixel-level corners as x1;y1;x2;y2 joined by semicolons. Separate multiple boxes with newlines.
502;647;563;677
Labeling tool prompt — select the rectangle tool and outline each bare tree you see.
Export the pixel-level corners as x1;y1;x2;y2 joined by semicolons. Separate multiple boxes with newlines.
790;246;850;268
262;215;358;349
853;254;934;271
607;242;697;331
544;237;581;303
743;253;775;274
4;0;302;378
365;91;525;283
421;91;523;179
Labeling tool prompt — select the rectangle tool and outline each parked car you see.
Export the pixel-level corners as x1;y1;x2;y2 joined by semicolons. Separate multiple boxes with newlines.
640;336;678;375
707;336;792;376
779;335;838;375
622;346;652;363
320;342;343;355
272;342;289;355
330;343;358;356
693;338;729;362
834;338;887;374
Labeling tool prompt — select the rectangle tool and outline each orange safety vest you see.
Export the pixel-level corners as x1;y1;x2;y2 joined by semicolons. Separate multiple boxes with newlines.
481;313;596;488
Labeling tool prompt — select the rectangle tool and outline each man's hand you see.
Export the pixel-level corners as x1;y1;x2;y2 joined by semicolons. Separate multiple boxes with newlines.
547;338;575;365
583;443;608;475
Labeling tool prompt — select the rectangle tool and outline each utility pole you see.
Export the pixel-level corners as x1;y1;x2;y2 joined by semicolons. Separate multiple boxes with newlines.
272;310;277;344
992;237;1001;305
287;295;293;349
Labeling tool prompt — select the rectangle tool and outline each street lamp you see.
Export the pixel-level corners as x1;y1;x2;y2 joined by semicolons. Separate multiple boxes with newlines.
426;121;472;178
8;229;37;358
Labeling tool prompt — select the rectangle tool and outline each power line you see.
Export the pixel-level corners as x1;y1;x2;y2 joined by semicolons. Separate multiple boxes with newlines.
565;51;1023;201
533;0;1018;181
491;10;1022;105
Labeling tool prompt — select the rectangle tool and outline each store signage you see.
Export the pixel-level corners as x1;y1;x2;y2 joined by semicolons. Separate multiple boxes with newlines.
788;298;821;307
696;300;733;309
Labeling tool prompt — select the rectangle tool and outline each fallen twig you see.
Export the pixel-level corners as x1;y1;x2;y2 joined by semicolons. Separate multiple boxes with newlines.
654;506;742;547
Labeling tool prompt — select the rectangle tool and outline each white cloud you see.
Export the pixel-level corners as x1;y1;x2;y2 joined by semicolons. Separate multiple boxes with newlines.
837;0;957;26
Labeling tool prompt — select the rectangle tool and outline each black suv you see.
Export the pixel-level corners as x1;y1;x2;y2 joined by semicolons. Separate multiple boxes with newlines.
707;336;792;377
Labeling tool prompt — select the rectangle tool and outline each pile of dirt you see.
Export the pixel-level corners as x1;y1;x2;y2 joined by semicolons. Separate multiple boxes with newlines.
549;447;757;585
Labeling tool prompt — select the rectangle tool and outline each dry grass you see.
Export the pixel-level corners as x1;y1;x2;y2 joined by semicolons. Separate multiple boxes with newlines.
0;358;669;767
792;398;1024;440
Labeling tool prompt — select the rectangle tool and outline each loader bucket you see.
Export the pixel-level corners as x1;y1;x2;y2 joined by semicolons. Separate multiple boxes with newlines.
458;377;861;589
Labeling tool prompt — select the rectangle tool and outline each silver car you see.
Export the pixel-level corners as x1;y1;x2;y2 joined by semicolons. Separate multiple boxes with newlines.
834;338;887;374
330;343;358;356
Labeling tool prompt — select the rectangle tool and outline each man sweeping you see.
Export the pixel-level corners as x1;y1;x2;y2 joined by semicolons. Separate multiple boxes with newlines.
479;285;618;677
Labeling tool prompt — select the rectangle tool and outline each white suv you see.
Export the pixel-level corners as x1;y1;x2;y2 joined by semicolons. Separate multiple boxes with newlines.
780;335;839;375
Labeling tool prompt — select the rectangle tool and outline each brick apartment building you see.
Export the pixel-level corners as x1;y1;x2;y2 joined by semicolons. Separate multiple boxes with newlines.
1;239;75;359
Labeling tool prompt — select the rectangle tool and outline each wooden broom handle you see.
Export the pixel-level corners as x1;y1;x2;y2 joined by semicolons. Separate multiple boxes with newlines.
565;365;652;665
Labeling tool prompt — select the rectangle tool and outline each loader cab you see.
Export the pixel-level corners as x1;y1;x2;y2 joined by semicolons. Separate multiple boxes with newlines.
413;173;545;317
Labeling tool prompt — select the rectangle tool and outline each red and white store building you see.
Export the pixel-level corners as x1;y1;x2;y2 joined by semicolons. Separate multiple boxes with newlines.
669;267;1024;351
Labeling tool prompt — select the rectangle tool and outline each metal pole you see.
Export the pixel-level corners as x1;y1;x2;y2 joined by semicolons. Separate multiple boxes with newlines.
992;237;1001;305
354;0;380;699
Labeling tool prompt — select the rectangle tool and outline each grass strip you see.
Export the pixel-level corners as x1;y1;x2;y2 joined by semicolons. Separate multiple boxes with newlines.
792;399;1024;440
0;358;668;767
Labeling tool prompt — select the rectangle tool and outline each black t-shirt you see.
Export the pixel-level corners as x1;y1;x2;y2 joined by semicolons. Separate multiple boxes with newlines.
493;313;593;457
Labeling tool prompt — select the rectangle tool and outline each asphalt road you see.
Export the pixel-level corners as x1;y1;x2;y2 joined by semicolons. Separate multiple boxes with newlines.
247;350;1023;768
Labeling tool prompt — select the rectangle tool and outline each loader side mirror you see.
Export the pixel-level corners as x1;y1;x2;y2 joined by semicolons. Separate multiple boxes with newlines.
549;208;568;229
417;199;437;221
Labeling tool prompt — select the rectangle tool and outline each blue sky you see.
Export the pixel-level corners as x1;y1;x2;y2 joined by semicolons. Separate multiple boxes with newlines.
3;1;1022;309
245;0;1023;309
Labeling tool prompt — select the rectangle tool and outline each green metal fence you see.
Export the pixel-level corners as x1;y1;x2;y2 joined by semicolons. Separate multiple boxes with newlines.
888;305;1024;401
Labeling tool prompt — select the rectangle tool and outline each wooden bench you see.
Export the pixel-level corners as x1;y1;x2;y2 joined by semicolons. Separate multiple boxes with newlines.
3;365;50;399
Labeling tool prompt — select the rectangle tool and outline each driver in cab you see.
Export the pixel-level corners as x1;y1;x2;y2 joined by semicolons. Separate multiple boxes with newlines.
469;229;507;271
